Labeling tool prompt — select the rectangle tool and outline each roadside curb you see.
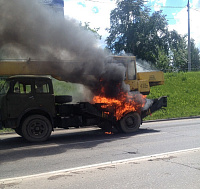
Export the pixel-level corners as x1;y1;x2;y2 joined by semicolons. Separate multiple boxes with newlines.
0;131;15;135
143;116;200;123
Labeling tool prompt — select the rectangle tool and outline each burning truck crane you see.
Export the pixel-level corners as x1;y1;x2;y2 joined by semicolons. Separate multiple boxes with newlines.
0;0;167;142
0;56;167;142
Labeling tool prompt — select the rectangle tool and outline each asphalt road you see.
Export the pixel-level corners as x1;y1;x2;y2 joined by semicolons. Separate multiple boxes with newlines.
0;118;200;188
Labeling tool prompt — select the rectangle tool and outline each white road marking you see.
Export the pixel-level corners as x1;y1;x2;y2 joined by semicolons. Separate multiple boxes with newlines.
1;147;200;183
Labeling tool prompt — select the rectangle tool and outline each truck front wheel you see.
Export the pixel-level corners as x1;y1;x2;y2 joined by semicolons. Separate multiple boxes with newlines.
119;112;141;133
21;115;52;142
14;127;22;136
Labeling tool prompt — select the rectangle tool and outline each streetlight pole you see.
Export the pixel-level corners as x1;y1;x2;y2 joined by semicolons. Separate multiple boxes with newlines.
187;0;191;71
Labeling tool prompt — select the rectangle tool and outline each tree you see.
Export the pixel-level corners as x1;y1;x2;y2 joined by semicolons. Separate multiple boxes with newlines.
168;31;200;71
106;0;200;71
106;0;149;53
156;47;171;71
169;30;188;71
190;39;200;70
106;0;169;65
134;11;169;64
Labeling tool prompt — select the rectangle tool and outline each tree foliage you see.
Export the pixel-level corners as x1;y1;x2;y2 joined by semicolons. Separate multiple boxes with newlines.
106;0;200;71
169;30;188;71
107;0;149;54
190;39;200;70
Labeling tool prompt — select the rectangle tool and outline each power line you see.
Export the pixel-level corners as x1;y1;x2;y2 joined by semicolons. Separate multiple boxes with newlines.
78;0;115;3
159;6;186;9
76;0;200;17
79;0;187;9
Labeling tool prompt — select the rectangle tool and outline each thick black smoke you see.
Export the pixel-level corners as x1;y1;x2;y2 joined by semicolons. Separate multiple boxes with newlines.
0;0;128;98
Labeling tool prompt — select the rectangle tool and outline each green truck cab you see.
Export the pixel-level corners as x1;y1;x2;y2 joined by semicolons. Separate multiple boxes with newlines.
0;75;107;142
0;76;56;141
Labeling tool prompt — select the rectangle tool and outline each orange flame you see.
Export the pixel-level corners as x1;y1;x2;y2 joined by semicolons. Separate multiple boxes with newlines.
105;132;113;135
93;87;146;120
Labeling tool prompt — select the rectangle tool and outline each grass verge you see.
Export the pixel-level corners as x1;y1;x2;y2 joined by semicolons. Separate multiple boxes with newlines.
145;71;200;120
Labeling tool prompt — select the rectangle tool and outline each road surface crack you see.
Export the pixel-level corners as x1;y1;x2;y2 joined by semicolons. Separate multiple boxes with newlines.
168;161;200;171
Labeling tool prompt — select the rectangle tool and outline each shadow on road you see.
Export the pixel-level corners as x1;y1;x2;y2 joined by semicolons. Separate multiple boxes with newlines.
0;127;160;164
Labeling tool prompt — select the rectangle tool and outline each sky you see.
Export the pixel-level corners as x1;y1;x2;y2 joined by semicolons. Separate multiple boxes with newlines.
64;0;200;49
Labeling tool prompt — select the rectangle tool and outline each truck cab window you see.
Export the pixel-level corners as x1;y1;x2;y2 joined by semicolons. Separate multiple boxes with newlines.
127;60;136;80
35;81;50;94
14;82;20;93
13;81;32;94
0;80;10;95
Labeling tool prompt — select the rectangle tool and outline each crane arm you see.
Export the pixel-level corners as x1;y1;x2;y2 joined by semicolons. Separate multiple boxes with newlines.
0;60;63;80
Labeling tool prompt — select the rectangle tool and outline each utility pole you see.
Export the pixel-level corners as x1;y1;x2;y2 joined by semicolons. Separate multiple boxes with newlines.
187;0;191;71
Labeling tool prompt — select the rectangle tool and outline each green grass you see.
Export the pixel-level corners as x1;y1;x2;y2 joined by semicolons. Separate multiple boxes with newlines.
52;78;77;96
145;71;200;120
0;128;13;133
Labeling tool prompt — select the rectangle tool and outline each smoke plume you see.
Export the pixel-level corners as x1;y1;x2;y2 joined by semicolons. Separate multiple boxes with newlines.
136;59;158;72
0;0;128;99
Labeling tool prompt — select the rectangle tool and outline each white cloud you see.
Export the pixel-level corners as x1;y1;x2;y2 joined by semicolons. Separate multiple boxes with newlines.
157;0;167;6
168;3;200;48
149;0;167;11
64;0;116;47
192;0;200;7
64;0;200;49
64;1;116;34
154;4;161;11
168;8;188;34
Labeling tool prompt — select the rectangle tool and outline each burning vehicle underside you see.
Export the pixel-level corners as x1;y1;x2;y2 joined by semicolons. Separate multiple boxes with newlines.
56;94;167;133
94;96;167;133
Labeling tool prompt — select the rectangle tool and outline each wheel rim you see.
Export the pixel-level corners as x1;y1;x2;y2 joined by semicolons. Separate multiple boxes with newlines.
125;116;135;129
119;112;141;133
27;119;49;139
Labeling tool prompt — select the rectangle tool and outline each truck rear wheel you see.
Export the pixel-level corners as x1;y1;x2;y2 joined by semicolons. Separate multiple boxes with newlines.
119;112;141;133
21;115;52;142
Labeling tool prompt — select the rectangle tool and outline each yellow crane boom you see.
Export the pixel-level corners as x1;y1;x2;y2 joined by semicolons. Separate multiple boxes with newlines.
0;56;165;95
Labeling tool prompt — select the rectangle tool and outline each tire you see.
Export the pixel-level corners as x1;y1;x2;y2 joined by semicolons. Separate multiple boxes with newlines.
21;115;52;142
14;127;22;136
119;112;141;133
55;95;72;104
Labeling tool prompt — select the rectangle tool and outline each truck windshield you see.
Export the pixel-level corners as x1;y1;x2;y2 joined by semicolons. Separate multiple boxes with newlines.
0;80;10;95
127;59;136;80
107;56;136;80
